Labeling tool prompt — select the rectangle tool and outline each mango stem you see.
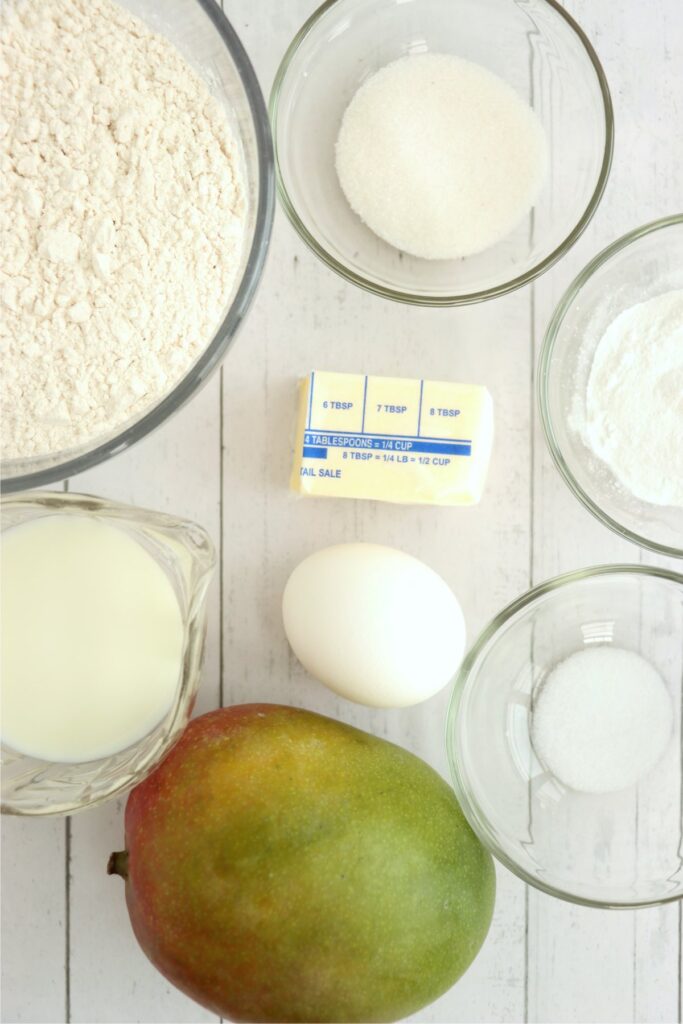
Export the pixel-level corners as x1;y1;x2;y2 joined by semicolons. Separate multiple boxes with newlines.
107;850;129;879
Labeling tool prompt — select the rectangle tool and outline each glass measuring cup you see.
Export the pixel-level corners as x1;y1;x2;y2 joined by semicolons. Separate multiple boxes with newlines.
1;491;216;816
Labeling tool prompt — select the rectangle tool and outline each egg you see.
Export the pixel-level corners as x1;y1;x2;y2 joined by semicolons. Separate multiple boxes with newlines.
282;543;466;708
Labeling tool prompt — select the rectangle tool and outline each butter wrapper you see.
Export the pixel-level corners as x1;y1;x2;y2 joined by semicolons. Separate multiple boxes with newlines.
291;370;493;506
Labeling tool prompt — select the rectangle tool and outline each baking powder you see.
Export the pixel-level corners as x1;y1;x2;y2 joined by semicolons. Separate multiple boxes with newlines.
583;289;683;507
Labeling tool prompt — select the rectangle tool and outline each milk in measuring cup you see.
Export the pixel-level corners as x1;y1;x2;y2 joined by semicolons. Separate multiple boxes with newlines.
0;515;184;763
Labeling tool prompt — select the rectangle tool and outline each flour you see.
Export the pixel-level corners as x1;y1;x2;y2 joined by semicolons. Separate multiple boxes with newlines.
335;54;547;260
582;290;683;508
0;0;245;459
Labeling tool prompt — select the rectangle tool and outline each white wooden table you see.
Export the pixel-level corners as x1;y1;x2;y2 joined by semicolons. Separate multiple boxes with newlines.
2;1;682;1021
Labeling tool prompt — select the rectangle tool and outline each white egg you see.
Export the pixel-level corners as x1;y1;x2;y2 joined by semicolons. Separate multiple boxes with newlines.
282;543;466;708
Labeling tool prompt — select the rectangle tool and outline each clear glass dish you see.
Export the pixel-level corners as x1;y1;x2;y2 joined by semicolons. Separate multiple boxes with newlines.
270;0;613;306
1;0;274;493
1;491;216;816
539;215;683;557
447;565;683;909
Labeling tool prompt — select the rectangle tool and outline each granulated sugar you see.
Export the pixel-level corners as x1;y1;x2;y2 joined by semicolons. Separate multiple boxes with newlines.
583;289;683;508
0;0;245;459
531;646;672;794
335;53;547;261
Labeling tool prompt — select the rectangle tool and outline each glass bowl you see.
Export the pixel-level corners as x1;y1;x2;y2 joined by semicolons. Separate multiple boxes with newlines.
1;491;216;816
270;0;613;306
539;216;683;557
1;0;274;493
447;565;683;908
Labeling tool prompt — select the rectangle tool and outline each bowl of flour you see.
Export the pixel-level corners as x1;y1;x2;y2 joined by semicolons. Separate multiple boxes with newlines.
539;215;683;557
270;0;613;305
1;0;274;491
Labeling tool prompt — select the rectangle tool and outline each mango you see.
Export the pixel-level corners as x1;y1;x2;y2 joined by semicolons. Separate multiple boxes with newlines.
109;704;495;1022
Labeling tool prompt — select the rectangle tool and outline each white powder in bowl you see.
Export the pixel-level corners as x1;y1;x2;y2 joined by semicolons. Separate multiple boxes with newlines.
0;0;246;460
335;53;547;261
583;289;683;508
531;647;672;794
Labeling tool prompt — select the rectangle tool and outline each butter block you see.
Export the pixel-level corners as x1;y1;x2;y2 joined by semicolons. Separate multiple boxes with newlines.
291;370;494;506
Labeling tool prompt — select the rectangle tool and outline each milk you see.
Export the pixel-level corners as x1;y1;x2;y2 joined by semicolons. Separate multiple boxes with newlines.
1;515;185;763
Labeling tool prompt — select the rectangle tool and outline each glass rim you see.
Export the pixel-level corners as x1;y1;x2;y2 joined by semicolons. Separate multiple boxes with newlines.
537;213;683;559
269;0;614;307
0;0;276;494
1;487;215;552
446;562;683;909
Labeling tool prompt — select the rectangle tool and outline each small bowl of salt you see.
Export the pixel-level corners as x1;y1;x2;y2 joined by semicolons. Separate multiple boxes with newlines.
270;0;613;305
539;214;683;557
447;564;683;908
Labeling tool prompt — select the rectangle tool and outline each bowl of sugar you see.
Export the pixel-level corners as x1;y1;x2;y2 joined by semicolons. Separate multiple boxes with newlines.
539;215;683;557
270;0;613;305
447;564;683;908
0;491;215;815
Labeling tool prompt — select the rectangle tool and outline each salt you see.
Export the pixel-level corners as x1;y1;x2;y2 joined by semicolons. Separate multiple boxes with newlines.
335;53;547;260
531;646;672;794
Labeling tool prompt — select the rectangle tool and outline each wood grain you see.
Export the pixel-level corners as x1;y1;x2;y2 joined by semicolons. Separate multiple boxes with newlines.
528;2;683;1021
1;0;681;1021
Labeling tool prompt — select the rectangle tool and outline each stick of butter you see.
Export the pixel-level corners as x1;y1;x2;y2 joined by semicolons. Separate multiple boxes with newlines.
291;370;494;506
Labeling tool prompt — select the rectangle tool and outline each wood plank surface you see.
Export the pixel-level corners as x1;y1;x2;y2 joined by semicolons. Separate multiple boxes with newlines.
527;2;683;1021
1;0;681;1022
